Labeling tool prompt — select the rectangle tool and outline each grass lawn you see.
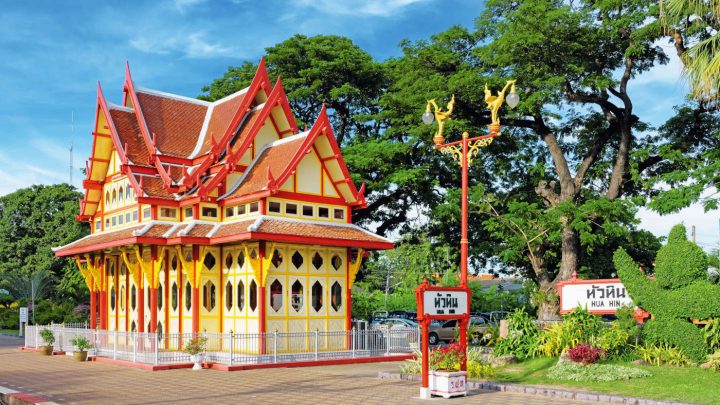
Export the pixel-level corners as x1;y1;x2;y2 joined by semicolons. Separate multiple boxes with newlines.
492;357;720;404
0;329;19;335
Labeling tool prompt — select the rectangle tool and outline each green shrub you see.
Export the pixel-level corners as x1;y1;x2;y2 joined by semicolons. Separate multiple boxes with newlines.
597;324;631;358
467;360;495;378
703;319;720;351
70;336;93;351
548;362;651;382
636;343;693;367
703;351;720;371
0;308;19;329
614;224;720;362
536;308;605;357
39;328;54;345
493;308;540;360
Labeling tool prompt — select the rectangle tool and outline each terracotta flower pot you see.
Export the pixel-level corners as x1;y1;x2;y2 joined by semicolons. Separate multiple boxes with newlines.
74;350;88;362
39;345;53;356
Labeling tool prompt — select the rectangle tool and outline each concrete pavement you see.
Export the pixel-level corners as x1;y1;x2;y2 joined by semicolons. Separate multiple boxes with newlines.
0;335;592;404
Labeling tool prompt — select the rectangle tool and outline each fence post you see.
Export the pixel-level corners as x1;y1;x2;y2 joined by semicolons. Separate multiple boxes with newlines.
154;333;159;365
229;332;234;366
35;326;39;349
132;332;137;363
273;331;278;363
57;327;63;352
94;329;99;356
386;328;391;355
314;330;319;361
113;330;118;360
352;328;356;359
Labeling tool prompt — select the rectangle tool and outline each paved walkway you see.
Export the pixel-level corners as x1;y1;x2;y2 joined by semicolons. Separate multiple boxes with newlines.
0;335;591;404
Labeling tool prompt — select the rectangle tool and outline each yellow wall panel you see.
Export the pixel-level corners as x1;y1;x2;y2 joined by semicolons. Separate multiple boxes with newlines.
297;152;321;195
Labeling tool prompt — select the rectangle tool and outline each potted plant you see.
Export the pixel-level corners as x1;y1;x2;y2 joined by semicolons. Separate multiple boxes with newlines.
429;343;467;398
70;336;93;362
183;336;207;370
38;328;55;356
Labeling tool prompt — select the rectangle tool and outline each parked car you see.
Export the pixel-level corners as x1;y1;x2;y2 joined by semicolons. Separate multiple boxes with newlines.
369;310;390;325
428;317;492;345
373;317;418;330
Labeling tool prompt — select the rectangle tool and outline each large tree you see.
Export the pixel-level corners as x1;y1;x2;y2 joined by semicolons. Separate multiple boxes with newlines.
201;34;438;236
0;184;88;303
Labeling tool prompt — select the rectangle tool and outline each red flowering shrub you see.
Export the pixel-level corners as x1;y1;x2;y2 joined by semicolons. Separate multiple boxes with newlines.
429;343;467;371
567;343;601;365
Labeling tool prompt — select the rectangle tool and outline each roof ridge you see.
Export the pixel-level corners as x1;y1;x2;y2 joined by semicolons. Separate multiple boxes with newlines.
135;85;212;107
251;215;394;243
107;102;134;113
218;131;309;200
211;86;250;105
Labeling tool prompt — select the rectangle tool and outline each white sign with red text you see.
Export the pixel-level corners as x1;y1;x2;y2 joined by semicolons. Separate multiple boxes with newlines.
423;290;469;316
560;281;633;313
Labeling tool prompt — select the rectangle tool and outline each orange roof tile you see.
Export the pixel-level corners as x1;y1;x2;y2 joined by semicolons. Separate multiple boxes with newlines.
199;94;247;155
136;91;207;158
254;219;391;245
211;219;257;238
221;135;305;200
109;109;151;167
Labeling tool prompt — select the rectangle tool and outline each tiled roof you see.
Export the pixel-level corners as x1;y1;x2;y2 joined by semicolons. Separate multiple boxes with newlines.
211;219;256;238
136;91;207;158
139;177;175;199
109;109;151;167
199;94;247;155
253;218;391;246
221;135;306;200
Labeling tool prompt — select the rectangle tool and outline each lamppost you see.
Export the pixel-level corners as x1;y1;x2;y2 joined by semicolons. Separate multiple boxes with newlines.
421;80;519;369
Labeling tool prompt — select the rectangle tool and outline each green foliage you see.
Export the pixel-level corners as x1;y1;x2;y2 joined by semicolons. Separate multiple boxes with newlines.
0;184;87;304
703;319;720;351
0;308;18;330
548;362;651;382
536;308;605;357
32;300;87;325
597;325;632;359
615;224;718;361
0;294;13;307
703;351;720;371
467;361;495;378
493;308;540;360
183;337;207;356
39;328;54;345
70;336;93;351
636;343;693;367
400;348;495;378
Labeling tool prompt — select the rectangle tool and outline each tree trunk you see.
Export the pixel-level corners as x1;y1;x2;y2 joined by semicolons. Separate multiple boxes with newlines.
556;224;580;282
536;282;561;322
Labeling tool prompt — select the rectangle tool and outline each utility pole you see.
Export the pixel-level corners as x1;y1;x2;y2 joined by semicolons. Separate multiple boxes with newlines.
692;225;696;243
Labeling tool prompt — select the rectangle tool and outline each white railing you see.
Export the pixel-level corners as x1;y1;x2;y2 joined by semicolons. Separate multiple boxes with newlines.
24;325;417;367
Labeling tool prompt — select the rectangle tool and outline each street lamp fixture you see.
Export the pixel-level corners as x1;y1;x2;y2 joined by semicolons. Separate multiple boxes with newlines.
419;81;518;376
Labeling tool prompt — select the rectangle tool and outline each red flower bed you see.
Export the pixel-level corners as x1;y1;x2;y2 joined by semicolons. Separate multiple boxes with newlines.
567;343;601;365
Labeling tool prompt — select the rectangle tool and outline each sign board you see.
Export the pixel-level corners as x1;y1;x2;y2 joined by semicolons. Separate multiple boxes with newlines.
422;290;469;316
558;278;633;314
19;307;28;323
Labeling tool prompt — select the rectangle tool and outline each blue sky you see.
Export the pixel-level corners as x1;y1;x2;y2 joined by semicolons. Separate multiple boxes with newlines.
0;0;716;247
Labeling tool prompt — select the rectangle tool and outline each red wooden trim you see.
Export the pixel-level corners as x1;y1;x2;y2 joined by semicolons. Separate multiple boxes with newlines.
123;165;157;175
137;197;180;206
220;190;272;206
279;128;294;135
212;354;414;371
322;154;341;162
83;180;103;190
92;131;112;138
249;232;393;250
156;154;193;165
89;157;111;163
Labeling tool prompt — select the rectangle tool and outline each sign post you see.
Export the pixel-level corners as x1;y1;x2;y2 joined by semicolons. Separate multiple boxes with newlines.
415;280;470;399
19;307;28;337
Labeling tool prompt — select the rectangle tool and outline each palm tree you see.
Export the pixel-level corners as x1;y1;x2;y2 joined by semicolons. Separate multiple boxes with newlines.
661;0;720;102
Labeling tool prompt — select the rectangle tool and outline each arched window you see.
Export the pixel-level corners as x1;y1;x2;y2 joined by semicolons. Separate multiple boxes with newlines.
105;191;110;207
112;189;117;206
312;281;323;312
125;187;131;201
171;282;178;311
157;284;163;311
271;249;283;268
331;282;342;311
203;281;216;311
120;285;126;311
291;280;303;312
110;287;116;311
331;254;343;271
237;280;245;311
118;186;124;203
185;281;192;311
312;252;324;270
225;252;233;271
131;285;137;310
225;281;233;311
249;280;257;311
270;279;282;312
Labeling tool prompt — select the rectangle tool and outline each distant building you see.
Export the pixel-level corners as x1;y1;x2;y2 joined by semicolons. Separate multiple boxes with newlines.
53;60;393;339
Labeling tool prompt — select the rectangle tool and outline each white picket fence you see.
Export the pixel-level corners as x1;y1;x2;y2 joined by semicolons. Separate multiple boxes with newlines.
25;324;417;366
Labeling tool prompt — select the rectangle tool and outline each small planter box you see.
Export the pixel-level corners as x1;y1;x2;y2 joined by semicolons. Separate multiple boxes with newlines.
430;370;467;398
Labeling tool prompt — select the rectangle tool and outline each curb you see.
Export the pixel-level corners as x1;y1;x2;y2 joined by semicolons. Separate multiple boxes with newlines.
377;372;695;405
0;385;58;405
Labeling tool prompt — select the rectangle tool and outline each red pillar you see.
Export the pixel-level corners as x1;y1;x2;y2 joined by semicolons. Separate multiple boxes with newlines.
150;246;158;333
90;288;97;329
458;132;470;372
192;245;200;335
259;242;266;354
138;262;145;333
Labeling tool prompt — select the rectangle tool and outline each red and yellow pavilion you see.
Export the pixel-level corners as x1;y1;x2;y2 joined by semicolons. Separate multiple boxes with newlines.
53;60;393;337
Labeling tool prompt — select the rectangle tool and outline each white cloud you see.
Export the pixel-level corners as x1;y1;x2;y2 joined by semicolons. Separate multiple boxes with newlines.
294;0;428;17
172;0;207;13
130;31;236;59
